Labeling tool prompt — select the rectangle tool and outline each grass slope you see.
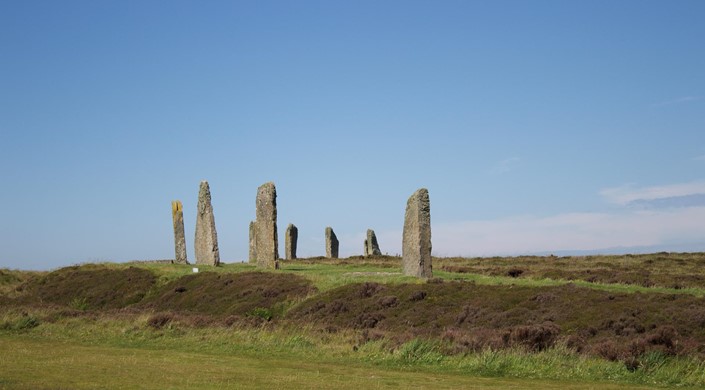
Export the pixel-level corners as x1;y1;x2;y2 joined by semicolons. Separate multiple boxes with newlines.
3;253;705;388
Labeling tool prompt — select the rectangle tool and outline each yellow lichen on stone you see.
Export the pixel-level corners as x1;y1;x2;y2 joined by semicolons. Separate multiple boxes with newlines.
172;200;182;215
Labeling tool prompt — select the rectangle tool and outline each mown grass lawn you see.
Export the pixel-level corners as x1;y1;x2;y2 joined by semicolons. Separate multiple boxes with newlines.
0;336;656;390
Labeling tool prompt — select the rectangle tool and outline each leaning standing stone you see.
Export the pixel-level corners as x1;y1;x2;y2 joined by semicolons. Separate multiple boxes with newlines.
365;229;382;256
285;223;298;260
325;227;339;258
171;200;188;264
255;182;279;269
248;220;257;263
402;188;432;278
194;181;220;266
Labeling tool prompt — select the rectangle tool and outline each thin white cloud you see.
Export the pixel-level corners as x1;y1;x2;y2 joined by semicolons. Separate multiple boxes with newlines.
600;181;705;205
333;207;705;258
489;157;520;175
429;208;705;257
694;155;705;162
315;181;705;259
651;96;702;107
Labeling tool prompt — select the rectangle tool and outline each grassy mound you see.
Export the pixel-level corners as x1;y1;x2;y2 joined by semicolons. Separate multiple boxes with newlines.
0;269;25;286
438;252;705;289
29;265;156;310
287;280;705;361
0;268;42;299
140;271;316;318
5;255;705;387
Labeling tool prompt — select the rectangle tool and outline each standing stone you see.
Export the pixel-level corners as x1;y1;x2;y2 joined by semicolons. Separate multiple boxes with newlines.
255;182;279;269
285;223;298;260
194;181;220;266
402;188;432;278
325;227;339;258
248;220;257;263
171;200;188;264
364;229;382;256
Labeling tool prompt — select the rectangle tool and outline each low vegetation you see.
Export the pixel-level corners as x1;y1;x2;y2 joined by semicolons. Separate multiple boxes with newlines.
2;253;705;388
437;252;705;290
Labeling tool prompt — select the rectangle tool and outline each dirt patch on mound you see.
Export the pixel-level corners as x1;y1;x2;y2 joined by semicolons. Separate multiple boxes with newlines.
292;255;401;268
29;265;156;310
288;281;705;359
343;272;401;277
140;272;316;318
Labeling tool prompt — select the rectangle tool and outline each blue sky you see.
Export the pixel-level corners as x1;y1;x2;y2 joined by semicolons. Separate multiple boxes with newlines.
1;1;704;270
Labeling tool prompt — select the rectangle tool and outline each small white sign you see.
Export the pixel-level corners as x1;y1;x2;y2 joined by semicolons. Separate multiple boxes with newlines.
192;267;199;273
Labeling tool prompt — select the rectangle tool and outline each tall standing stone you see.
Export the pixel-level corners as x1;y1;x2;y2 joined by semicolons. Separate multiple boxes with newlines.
325;227;339;258
248;220;257;263
364;229;382;256
171;200;188;264
402;188;432;278
285;223;298;260
255;182;279;269
194;180;220;266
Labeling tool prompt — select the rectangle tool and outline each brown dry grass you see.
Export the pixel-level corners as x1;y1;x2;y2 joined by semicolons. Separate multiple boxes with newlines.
287;280;705;364
5;254;705;371
138;271;316;318
437;252;705;289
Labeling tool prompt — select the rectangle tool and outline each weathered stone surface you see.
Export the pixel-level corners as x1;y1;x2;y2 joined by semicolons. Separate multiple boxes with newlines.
325;227;339;258
285;223;298;260
364;229;382;256
194;181;220;266
248;220;257;263
255;182;279;269
171;200;188;264
402;188;432;278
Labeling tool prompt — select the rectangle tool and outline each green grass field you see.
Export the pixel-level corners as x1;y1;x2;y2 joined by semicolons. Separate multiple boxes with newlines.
2;254;705;389
0;336;658;389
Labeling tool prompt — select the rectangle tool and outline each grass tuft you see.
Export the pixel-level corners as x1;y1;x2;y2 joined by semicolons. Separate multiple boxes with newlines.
247;307;273;321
